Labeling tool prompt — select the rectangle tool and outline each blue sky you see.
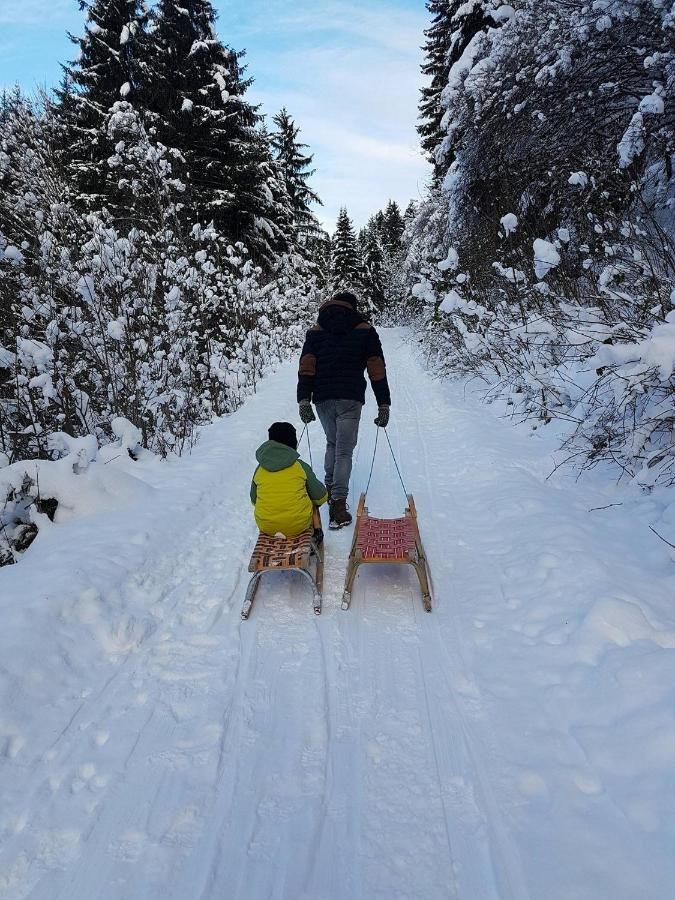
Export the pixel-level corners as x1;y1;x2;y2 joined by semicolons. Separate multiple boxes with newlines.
0;0;431;231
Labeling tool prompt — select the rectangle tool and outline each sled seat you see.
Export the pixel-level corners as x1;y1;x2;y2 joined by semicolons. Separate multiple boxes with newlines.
242;510;324;620
248;529;313;572
356;516;417;561
342;493;432;613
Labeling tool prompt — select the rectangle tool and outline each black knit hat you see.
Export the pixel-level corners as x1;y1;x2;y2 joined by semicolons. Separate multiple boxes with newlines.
332;290;358;310
268;421;297;450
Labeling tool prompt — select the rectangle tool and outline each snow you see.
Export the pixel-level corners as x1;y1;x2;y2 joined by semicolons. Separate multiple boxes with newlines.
500;212;518;236
533;237;561;278
181;98;193;113
489;4;516;23
107;319;125;341
1;329;674;898
120;25;130;45
492;260;526;283
111;417;143;454
1;244;24;265
439;289;464;313
437;246;459;271
568;171;588;187
618;112;645;168
594;310;675;380
639;92;664;115
119;82;131;98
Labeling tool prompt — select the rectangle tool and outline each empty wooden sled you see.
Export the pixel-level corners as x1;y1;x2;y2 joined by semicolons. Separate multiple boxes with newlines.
242;509;324;620
342;493;432;612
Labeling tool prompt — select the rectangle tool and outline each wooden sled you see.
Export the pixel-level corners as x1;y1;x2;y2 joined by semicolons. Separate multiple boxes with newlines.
242;509;324;620
342;493;432;613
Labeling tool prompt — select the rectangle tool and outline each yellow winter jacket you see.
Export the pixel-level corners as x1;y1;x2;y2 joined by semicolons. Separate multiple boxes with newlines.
250;441;328;538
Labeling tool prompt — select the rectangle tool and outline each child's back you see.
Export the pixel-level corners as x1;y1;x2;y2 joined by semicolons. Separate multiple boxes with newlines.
251;423;327;538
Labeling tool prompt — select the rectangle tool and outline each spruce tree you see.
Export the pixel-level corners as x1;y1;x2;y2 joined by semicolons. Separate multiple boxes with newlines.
147;0;290;264
381;201;405;256
361;223;386;312
404;200;418;226
331;208;361;290
418;2;492;181
418;1;453;179
270;108;322;243
54;0;149;208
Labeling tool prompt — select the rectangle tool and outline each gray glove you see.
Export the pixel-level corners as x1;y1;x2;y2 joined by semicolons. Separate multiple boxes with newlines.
299;400;316;424
374;405;390;428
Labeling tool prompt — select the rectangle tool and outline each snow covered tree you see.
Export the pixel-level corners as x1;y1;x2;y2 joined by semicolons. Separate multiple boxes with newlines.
331;208;362;290
361;222;386;313
146;1;291;266
418;1;496;180
404;200;418;226
418;0;453;178
270;108;322;243
381;200;405;256
405;0;675;486
54;0;149;208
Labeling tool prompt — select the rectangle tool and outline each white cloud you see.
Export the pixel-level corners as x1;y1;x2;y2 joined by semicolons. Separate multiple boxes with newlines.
238;0;431;230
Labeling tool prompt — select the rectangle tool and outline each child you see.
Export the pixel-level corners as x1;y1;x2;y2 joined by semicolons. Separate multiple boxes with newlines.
250;422;328;539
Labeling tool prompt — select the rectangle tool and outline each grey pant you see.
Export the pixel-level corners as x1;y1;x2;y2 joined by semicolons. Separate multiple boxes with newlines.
315;400;363;501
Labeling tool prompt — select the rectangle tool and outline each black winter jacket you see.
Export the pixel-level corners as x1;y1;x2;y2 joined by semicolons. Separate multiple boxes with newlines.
297;301;391;406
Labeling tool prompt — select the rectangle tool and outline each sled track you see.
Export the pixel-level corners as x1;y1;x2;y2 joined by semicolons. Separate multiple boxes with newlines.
4;328;674;899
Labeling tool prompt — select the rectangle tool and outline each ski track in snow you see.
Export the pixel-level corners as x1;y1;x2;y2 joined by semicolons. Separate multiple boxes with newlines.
1;328;675;899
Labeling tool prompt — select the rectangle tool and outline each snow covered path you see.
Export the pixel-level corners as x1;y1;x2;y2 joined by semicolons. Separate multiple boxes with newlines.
2;328;675;899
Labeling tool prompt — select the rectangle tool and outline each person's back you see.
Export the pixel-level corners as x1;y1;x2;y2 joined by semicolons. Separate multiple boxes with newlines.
250;422;327;538
297;292;391;529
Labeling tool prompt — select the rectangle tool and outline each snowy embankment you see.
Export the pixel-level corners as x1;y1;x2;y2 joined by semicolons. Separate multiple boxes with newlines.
1;328;675;899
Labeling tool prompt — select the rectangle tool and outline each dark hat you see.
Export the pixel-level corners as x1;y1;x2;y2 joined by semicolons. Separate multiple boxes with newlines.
268;421;297;450
332;290;358;310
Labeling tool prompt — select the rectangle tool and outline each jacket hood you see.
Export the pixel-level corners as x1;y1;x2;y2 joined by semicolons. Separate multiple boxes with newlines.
317;300;365;336
256;440;300;472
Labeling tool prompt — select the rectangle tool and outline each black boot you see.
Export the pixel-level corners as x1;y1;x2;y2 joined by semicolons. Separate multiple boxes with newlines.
329;498;352;530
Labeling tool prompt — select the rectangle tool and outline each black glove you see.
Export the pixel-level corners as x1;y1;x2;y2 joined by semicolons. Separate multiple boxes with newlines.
299;400;316;424
374;405;390;428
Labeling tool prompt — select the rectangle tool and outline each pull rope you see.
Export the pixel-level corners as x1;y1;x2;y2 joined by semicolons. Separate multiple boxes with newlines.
299;423;314;468
363;426;409;504
363;426;380;495
383;427;410;503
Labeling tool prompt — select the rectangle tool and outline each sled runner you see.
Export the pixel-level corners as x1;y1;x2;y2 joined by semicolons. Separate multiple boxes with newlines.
242;509;324;620
341;492;432;613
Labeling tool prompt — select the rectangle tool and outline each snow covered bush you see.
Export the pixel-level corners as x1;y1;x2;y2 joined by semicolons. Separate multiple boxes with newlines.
405;0;675;485
0;93;321;562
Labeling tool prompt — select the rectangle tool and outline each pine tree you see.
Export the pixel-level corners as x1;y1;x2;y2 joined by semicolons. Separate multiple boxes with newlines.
147;0;290;264
381;200;405;256
418;2;492;180
418;1;453;179
54;0;149;208
331;208;361;290
270;108;322;243
404;200;418;226
361;223;386;312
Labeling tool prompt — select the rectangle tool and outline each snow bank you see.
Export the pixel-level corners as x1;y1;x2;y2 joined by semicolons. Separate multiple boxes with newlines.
0;419;154;565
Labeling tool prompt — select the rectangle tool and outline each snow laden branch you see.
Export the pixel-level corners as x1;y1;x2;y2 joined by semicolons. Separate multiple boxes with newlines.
403;0;675;487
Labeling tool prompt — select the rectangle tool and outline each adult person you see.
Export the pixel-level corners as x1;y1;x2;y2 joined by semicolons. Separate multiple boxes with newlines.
297;291;391;530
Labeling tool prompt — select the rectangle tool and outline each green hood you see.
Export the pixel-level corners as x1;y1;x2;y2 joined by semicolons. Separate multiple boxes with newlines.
255;440;300;472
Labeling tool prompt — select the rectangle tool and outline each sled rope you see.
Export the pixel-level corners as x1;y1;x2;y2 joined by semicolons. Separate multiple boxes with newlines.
364;427;380;495
384;427;410;503
364;427;409;504
299;424;314;468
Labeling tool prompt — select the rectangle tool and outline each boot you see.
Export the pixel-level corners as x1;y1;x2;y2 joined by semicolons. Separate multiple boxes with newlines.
329;498;352;530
